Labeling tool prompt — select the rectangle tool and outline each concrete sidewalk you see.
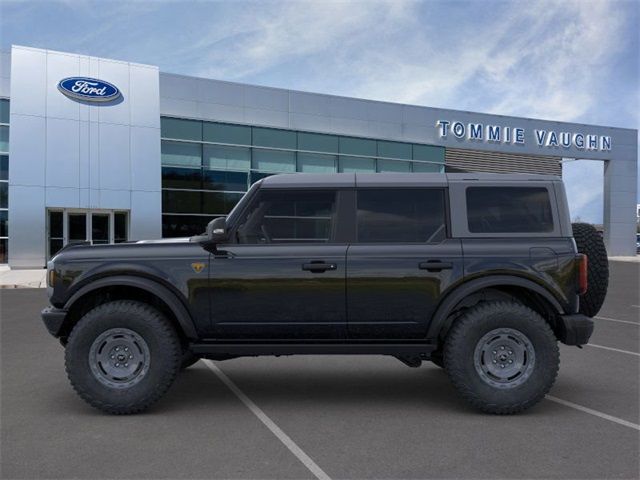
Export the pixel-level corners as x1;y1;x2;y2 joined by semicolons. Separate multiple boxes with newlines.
0;268;47;289
0;255;636;289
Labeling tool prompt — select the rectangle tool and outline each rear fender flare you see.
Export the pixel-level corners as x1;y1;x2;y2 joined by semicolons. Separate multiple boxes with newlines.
426;275;565;340
64;275;198;339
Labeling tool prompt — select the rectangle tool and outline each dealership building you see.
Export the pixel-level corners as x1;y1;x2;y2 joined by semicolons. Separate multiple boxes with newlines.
0;45;637;267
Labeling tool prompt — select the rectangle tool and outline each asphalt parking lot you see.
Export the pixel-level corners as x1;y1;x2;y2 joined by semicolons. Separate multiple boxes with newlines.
1;261;638;479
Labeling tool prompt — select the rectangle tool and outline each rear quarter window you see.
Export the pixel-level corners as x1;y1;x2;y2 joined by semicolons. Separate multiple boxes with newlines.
466;187;554;233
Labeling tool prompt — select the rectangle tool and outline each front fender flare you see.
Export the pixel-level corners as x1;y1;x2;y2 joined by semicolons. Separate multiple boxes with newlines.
426;275;565;340
63;275;198;339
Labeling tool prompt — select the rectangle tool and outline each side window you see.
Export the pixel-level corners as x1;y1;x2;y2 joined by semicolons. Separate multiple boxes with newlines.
466;187;554;233
236;189;337;244
356;188;446;243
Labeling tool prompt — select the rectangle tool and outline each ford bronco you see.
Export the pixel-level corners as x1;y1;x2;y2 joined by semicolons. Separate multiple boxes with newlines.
41;173;608;414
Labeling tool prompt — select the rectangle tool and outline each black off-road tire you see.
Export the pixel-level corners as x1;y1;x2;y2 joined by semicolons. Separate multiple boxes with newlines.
572;222;609;317
180;350;200;369
443;301;559;414
65;300;182;414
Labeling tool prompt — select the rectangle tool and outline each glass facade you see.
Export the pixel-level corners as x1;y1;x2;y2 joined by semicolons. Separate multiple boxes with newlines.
161;117;445;238
0;99;8;263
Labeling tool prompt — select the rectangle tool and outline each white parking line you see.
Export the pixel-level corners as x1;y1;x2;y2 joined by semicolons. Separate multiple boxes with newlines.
586;343;640;357
595;315;639;326
203;360;331;480
546;395;640;431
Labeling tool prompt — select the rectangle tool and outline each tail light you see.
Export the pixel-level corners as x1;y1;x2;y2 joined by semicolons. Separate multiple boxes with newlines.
576;254;588;295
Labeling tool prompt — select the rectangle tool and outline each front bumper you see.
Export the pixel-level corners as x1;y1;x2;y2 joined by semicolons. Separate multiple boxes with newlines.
557;313;594;346
41;307;68;338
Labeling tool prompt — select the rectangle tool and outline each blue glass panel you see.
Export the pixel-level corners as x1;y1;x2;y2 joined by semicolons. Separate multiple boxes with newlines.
413;144;445;163
339;137;376;156
161;117;202;141
297;153;337;173
161;141;201;167
203;144;250;170
298;132;339;153
252;149;296;172
203;122;251;145
377;159;411;172
339;156;376;172
378;141;411;160
252;127;296;149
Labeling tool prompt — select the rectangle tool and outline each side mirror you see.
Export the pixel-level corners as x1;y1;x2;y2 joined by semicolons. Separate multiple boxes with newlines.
206;217;228;243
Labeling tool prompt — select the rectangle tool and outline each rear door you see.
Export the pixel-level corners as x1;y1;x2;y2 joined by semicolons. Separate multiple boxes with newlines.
346;187;463;338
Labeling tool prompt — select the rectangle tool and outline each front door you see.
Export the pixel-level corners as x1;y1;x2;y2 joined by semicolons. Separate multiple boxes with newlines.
208;188;348;339
346;188;464;338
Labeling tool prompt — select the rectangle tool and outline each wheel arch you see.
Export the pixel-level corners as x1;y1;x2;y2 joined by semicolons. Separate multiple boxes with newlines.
427;275;565;342
60;275;198;343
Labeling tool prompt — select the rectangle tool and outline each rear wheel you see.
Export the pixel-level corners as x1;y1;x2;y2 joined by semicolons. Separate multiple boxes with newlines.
443;301;559;414
65;300;181;414
572;222;609;317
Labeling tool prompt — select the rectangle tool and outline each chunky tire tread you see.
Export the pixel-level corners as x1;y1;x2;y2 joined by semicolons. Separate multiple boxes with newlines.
572;222;609;317
443;301;559;415
65;300;181;414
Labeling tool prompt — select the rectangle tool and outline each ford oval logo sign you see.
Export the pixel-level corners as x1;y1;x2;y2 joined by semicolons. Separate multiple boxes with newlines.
57;77;121;102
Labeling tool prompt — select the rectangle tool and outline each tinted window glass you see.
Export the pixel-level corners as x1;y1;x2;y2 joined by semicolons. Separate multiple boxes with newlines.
162;167;202;189
377;159;410;172
413;144;445;163
0;155;8;180
357;189;446;243
162;215;212;238
236;190;336;244
0;99;9;124
252;127;296;149
297;153;337;173
0;210;7;237
298;132;339;153
378;141;411;160
161;117;202;141
202;170;248;192
339;137;377;157
0;182;7;208
0;126;8;153
466;187;554;233
203;122;251;145
412;162;442;173
114;212;128;243
252;149;296;172
339;156;376;173
162;190;201;214
161;141;201;167
203;144;250;171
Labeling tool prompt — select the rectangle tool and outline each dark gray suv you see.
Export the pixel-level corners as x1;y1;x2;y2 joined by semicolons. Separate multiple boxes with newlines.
41;173;608;414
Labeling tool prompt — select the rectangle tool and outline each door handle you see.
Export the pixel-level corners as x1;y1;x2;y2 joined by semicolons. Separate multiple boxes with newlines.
419;261;453;272
302;262;337;273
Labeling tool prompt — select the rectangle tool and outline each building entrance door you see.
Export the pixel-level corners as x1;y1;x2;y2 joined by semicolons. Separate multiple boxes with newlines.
47;209;129;259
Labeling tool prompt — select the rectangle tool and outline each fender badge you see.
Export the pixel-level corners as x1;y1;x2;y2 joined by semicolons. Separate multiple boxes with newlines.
191;262;206;273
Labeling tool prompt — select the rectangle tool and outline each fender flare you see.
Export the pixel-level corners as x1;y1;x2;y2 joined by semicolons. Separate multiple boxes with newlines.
426;275;565;340
63;275;198;339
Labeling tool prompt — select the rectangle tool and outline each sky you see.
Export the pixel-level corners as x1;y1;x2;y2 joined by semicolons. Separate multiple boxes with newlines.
1;0;638;223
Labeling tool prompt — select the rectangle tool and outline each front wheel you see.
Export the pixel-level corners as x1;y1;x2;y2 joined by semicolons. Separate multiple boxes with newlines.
443;301;559;414
65;300;182;414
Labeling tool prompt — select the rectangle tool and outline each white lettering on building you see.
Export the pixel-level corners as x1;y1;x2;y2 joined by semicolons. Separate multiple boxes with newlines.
435;120;612;152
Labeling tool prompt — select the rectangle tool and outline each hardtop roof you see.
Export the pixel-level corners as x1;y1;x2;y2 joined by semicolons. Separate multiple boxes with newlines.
259;172;561;188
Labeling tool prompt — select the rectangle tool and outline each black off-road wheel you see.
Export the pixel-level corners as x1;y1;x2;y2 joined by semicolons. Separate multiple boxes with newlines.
65;300;182;414
443;301;559;414
572;222;609;317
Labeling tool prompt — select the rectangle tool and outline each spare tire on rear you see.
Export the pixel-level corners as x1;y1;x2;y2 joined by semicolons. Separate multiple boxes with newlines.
572;223;609;317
